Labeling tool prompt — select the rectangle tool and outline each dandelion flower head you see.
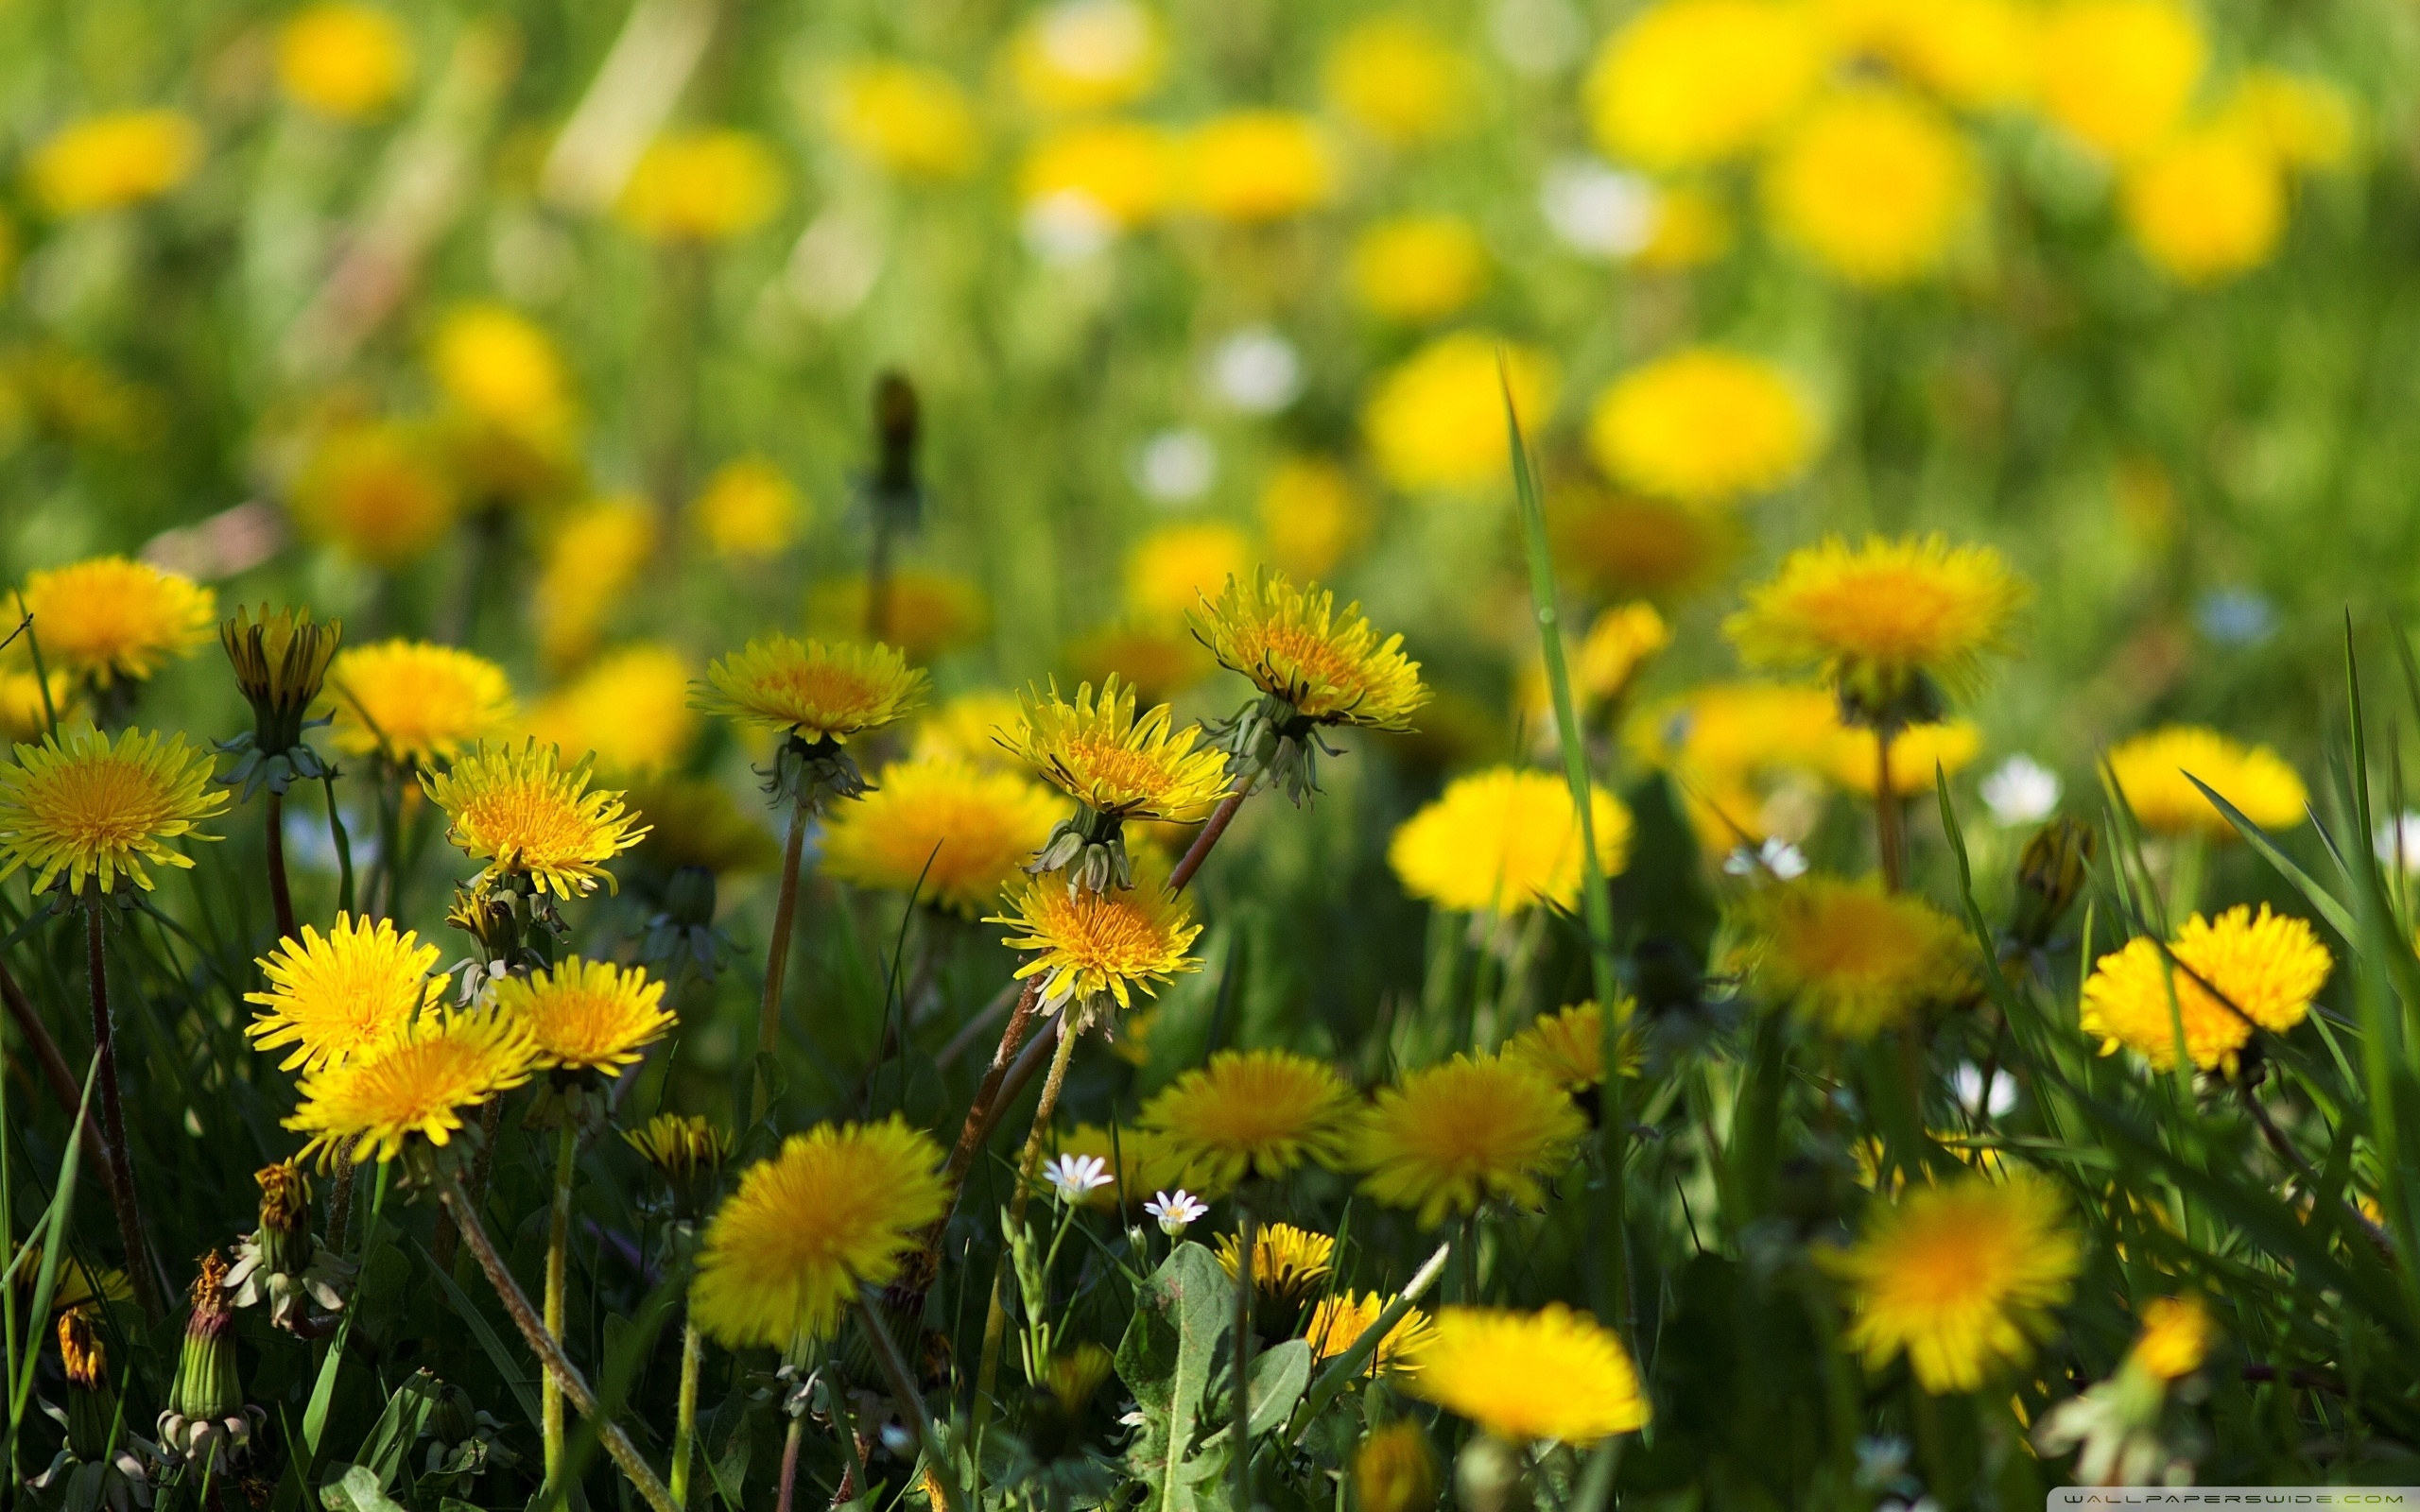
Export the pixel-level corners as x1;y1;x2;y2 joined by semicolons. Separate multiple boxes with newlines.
691;458;804;560
325;640;515;765
2122;125;2285;284
1586;348;1814;505
1009;0;1164;113
277;3;414;120
245;914;446;1073
1182;112;1333;222
527;644;699;779
2079;904;2330;1074
429;302;574;443
493;956;675;1075
1738;876;1976;1039
2106;725;2306;837
15;557;216;687
1139;1048;1357;1188
1351;215;1488;325
828;62;980;180
0;725;226;897
617;129;785;240
1128;523;1253;627
1362;333;1557;493
1002;676;1230;822
1216;1222;1336;1298
289;420;459;569
2035;0;2204;162
1388;766;1632;917
992;858;1203;1015
28;111;203;216
1349;1053;1588;1228
1308;1292;1439;1375
1192;570;1428;730
2128;1296;2214;1381
285;1006;539;1167
1762;85;1975;286
1406;1304;1651;1443
698;636;928;745
1584;0;1824;169
1322;16;1469;146
824;758;1063;917
421;740;648;898
1826;719;1983;798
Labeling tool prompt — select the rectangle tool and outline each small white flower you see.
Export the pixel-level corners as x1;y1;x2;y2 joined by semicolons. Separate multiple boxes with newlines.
1952;1061;2017;1119
1723;836;1808;882
1143;1189;1207;1235
2376;812;2420;873
1539;157;1658;260
1022;191;1118;264
1979;754;2061;828
1133;428;1217;504
1207;326;1303;414
1043;1153;1115;1203
1489;0;1583;75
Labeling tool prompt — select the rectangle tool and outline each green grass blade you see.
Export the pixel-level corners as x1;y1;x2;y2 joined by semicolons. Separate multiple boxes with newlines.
2182;774;2359;943
4;1051;101;1461
414;1237;546;1431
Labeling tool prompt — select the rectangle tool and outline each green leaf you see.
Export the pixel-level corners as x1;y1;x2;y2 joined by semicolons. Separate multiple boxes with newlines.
2184;774;2357;943
415;1238;545;1431
320;1464;409;1512
351;1370;445;1494
1116;1243;1231;1512
4;1051;100;1468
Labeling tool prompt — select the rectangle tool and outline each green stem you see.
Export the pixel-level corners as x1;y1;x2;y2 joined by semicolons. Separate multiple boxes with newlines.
544;1120;578;1487
974;1017;1082;1430
1231;1202;1255;1512
265;789;297;942
84;900;163;1322
752;799;809;1125
670;1316;701;1508
1875;726;1905;893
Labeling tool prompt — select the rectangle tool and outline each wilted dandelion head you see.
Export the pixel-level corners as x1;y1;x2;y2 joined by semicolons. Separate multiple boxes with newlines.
493;956;675;1075
1139;1048;1357;1187
1405;1304;1651;1443
1215;1222;1335;1298
277;3;414;120
290;421;459;568
618;129;785;240
527;644;698;779
1310;1292;1438;1377
2080;904;2330;1074
1824;1173;2081;1393
1586;348;1813;505
1762;86;1975;286
1583;0;1824;170
827;63;979;180
824;758;1063;917
0;725;226;897
1182;112;1333;222
1322;17;1468;146
28;111;203;216
15;557;216;688
1738;877;1975;1039
421;740;648;899
1353;1421;1442;1512
993;862;1203;1015
1349;1054;1588;1228
690;1118;949;1349
1361;332;1558;493
2105;725;2306;837
1389;766;1632;917
245;914;445;1074
325;640;515;765
1004;676;1229;822
2122;125;2285;285
2035;0;2204;162
696;635;927;745
285;1007;539;1167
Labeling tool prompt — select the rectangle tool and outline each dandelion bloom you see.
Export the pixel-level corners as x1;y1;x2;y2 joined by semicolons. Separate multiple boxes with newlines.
533;496;655;672
2121;126;2285;284
1182;112;1333;222
2106;726;2306;836
690;458;804;560
27;111;203;216
1550;489;1744;604
1505;999;1639;1091
1008;0;1164;113
1389;767;1631;916
428;303;575;443
1586;349;1813;505
1826;719;1983;798
2080;905;2330;1074
1139;1048;1357;1188
1725;534;2029;716
1518;602;1670;728
1308;1292;1438;1375
288;421;460;568
527;644;699;778
1857;0;2038;110
1215;1222;1334;1297
1761;86;1975;286
286;1007;538;1166
1260;457;1368;582
1583;0;1824;169
1351;215;1487;324
1362;333;1558;493
276;3;414;120
1195;576;1426;749
697;636;928;744
245;915;446;1073
991;865;1203;1014
911;691;1029;771
493;956;675;1075
1322;17;1468;146
1739;877;1976;1039
0;670;76;745
0;726;226;896
1127;523;1253;626
1624;679;1841;849
2223;68;2356;171
1406;1305;1651;1442
827;63;980;180
1064;623;1217;707
1348;1054;1587;1228
690;1119;950;1348
1825;1174;2081;1392
2034;0;2204;161
1019;121;1178;231
421;740;648;898
1355;1422;1441;1512
15;557;216;687
824;758;1063;916
811;572;988;663
325;640;515;765
617;129;785;240
1004;676;1230;822
2128;1296;2214;1381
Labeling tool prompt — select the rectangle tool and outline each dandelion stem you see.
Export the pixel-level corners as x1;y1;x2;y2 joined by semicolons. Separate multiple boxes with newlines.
1170;784;1250;895
543;1119;579;1487
1875;726;1905;893
670;1316;702;1508
772;1414;804;1512
264;790;298;942
752;797;810;1125
856;1287;968;1512
84;899;164;1322
327;1146;356;1254
1231;1202;1255;1512
973;1016;1080;1429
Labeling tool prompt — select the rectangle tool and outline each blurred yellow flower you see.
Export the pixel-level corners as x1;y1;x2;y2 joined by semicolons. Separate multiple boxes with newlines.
1020;120;1177;229
1139;1047;1357;1187
2223;68;2356;170
0;725;226;897
617;129;784;241
1826;718;1983;797
28;110;202;217
1853;0;2040;110
1350;214;1488;324
2035;0;2204;161
1313;1295;1438;1376
829;62;980;180
1632;184;1734;270
0;670;74;745
823;758;1062;917
1406;1305;1651;1443
1363;332;1558;492
2081;905;2329;1074
2121;125;2285;284
1349;1053;1587;1227
689;457;802;559
326;640;515;765
277;3;414;120
1548;488;1742;602
1127;522;1254;624
1587;349;1813;504
286;1007;537;1168
13;557;216;688
1183;112;1334;222
1764;87;1976;285
527;644;698;777
1063;622;1217;705
289;420;459;568
1738;876;1976;1039
493;956;674;1076
2129;1296;2214;1381
1584;0;1824;169
1505;998;1640;1091
429;303;575;444
1009;0;1164;113
534;495;655;672
1626;681;1841;799
910;690;1028;770
1259;457;1368;581
422;739;647;898
1322;16;1469;147
623;777;782;876
812;571;988;662
2105;725;2305;836
1390;766;1631;916
1519;602;1671;729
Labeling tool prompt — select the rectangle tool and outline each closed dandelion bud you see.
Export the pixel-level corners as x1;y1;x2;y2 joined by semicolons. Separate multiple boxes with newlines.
255;1160;312;1277
664;864;717;930
60;1310;118;1461
2013;816;2096;948
873;370;921;504
625;1112;733;1224
1452;1433;1530;1512
1357;1422;1440;1512
217;606;341;799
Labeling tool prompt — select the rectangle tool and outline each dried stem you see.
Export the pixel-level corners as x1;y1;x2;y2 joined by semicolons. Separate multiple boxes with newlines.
1169;784;1250;895
753;799;810;1125
85;900;164;1321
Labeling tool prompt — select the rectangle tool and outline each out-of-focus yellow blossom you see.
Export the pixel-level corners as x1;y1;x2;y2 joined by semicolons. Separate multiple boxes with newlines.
1739;876;1977;1039
527;644;698;778
2035;0;2204;162
1009;0;1164;114
1630;184;1733;271
325;641;515;765
289;421;459;568
1824;0;2038;110
1587;349;1813;505
2121;125;2285;284
2081;905;2330;1074
1407;1305;1651;1443
1322;16;1469;147
2222;68;2356;170
1763;87;1976;285
1826;719;1982;797
535;496;656;672
911;690;1028;771
625;778;782;877
1351;215;1488;324
1182;112;1334;222
1390;766;1631;916
12;558;216;689
2106;725;2306;837
826;758;1062;917
1064;623;1216;705
2129;1296;2214;1381
0;671;75;745
1548;488;1742;602
1127;523;1253;625
1364;333;1557;493
1020;121;1176;229
1259;457;1368;581
616;129;784;240
429;303;575;444
1626;680;1841;850
829;62;980;180
277;4;415;120
1519;603;1671;730
811;571;989;663
28;111;203;217
1584;0;1825;170
690;457;803;559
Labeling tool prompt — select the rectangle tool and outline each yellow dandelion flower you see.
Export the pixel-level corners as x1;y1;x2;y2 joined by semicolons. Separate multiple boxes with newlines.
325;640;515;765
2128;1296;2213;1381
1763;86;1976;286
1407;1304;1650;1443
1063;623;1218;707
0;671;76;746
1309;1292;1439;1376
1128;523;1254;627
2222;68;2356;171
2106;725;2306;836
1518;603;1670;729
1583;0;1824;169
1348;1054;1587;1228
623;777;782;877
534;495;655;673
910;691;1028;771
616;129;784;241
1009;0;1164;113
1192;571;1428;731
1355;1422;1442;1512
810;572;988;663
1624;680;1843;849
824;758;1063;917
1216;1222;1336;1297
1389;767;1631;917
421;740;648;898
1182;112;1334;222
1139;1047;1357;1188
2121;125;2285;284
1725;534;2030;716
1547;488;1743;603
1632;184;1735;270
245;914;446;1074
828;63;980;180
1363;333;1559;493
1351;215;1488;325
1020;120;1177;231
2035;0;2204;162
15;557;216;688
285;1006;539;1166
493;956;674;1075
691;458;804;560
690;1118;950;1348
276;3;414;120
1585;348;1814;505
1505;998;1642;1091
0;725;226;897
992;861;1203;1015
1322;16;1469;147
1825;1173;2081;1393
1005;676;1230;822
1047;1124;1218;1209
697;636;928;744
527;644;698;779
1259;457;1369;583
1739;877;1976;1039
1859;0;2039;110
429;302;574;444
289;420;460;568
1826;719;1983;798
27;111;202;217
2080;905;2330;1074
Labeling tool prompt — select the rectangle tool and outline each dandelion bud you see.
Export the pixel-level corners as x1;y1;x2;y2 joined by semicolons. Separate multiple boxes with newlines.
2012;815;2096;948
60;1310;119;1460
221;603;340;760
158;1250;265;1470
625;1112;733;1224
873;369;921;501
1357;1422;1441;1512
